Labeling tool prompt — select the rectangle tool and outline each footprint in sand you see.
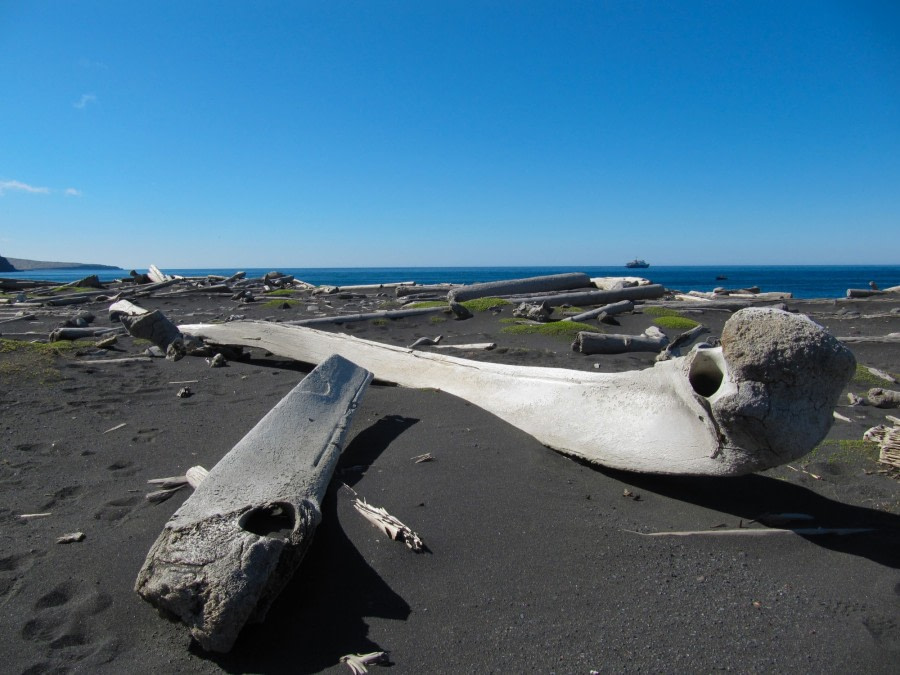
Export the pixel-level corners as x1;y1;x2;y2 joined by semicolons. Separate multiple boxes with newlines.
130;427;161;444
20;580;118;672
93;495;143;522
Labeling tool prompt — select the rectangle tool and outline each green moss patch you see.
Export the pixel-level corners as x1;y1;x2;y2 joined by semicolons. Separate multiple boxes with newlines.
262;299;300;309
0;338;94;383
811;439;881;465
371;318;388;326
406;301;448;309
653;315;700;330
264;289;299;297
642;306;683;318
501;320;598;338
460;297;511;312
853;363;898;387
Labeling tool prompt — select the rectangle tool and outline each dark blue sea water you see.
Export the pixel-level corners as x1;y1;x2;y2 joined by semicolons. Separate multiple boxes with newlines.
4;266;899;299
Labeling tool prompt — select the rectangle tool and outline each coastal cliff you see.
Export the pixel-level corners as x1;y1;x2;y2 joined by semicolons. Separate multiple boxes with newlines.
0;255;121;272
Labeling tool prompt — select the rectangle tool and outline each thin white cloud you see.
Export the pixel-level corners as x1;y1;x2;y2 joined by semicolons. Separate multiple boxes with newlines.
78;58;108;70
74;93;97;109
0;180;51;196
65;188;82;197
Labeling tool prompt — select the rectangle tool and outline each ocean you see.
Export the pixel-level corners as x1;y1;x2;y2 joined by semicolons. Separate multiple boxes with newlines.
3;265;899;300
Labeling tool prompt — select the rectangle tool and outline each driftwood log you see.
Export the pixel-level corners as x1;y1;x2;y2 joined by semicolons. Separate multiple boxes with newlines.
448;273;592;302
573;328;669;355
564;300;634;323
287;306;446;326
180;307;855;476
497;284;665;308
135;355;372;652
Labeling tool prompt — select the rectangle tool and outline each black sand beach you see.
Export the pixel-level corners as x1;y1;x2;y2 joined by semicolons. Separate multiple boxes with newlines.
1;277;898;673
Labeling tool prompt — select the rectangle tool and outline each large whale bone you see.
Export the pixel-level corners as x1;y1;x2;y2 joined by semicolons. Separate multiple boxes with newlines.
179;307;855;477
135;354;373;652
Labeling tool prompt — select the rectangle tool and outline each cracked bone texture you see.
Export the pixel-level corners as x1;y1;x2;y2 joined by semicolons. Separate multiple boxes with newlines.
711;307;856;471
134;354;372;652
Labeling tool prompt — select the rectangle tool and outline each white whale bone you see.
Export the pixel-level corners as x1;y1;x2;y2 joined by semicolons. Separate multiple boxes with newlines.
179;308;854;477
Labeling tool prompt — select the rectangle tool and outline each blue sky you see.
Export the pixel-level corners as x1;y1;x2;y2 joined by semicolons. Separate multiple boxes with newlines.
1;1;898;268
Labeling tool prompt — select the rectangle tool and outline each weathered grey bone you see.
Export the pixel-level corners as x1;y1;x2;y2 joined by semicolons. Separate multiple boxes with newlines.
868;388;900;408
180;307;854;476
121;310;185;356
135;355;373;652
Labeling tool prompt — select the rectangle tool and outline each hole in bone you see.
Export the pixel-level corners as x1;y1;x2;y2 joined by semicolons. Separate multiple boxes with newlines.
239;502;296;539
689;351;725;398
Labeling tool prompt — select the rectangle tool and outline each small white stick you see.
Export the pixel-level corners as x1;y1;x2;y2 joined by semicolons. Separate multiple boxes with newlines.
339;651;388;674
19;512;52;519
103;422;127;434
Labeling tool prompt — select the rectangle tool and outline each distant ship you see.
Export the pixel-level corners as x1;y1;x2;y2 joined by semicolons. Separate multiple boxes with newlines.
625;259;649;269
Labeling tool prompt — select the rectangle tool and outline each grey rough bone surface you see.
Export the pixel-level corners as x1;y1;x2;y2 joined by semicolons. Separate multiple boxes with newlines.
179;307;854;477
134;354;373;653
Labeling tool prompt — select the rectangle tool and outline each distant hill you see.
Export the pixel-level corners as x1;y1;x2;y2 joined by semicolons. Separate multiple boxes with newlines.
0;255;122;272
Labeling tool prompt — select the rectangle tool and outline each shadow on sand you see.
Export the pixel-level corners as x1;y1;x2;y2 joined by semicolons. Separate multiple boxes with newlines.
605;469;900;570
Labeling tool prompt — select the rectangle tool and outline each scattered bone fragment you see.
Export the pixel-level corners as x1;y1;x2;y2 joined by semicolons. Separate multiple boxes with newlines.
177;387;192;398
103;422;127;434
868;388;900;408
57;532;86;544
351;496;424;552
833;411;852;423
656;324;709;361
49;326;120;341
411;453;434;463
408;335;443;349
206;353;226;368
848;393;866;406
340;651;389;674
432;342;496;351
95;334;118;349
135;356;372;652
180;307;854;476
864;424;900;470
19;513;52;519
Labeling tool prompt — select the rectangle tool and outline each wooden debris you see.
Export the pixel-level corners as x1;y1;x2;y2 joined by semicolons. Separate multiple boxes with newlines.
20;512;52;519
135;356;372;652
289;306;446;326
411;453;434;463
340;651;389;674
573;327;669;355
351;496;424;552
448;272;592;302
103;423;127;434
563;299;634;323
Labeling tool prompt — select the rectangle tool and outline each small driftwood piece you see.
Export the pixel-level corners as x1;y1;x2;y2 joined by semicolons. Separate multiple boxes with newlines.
340;651;389;674
837;333;900;344
396;283;456;297
498;284;665;308
49;326;121;341
135;355;373;652
350;495;424;552
448;273;592;302
287;306;445;326
573;327;669;355
868;388;900;409
180;307;855;476
564;300;634;323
